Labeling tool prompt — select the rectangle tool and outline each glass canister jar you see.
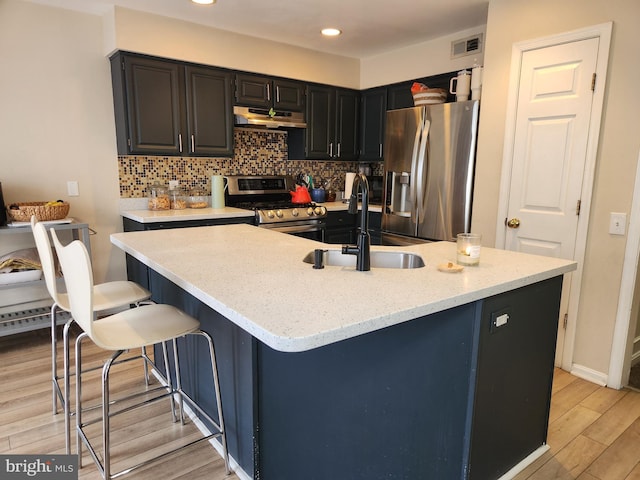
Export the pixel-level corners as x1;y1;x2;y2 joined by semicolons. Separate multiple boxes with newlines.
148;182;170;211
188;188;208;208
169;188;187;210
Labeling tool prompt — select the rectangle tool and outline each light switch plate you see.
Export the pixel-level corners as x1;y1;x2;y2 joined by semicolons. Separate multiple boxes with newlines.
609;212;626;235
67;181;79;197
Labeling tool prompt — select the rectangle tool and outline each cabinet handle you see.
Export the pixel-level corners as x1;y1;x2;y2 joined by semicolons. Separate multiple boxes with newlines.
178;133;183;153
266;84;271;101
275;85;280;103
337;143;342;158
379;143;383;158
329;142;333;157
191;134;195;153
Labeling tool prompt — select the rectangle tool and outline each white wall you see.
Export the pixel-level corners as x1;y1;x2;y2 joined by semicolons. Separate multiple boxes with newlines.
106;6;360;89
360;26;486;89
474;0;640;378
0;0;123;282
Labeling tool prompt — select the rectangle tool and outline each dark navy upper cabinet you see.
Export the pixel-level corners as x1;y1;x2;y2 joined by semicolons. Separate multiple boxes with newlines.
387;81;414;110
235;73;305;111
111;52;234;157
306;84;359;160
359;87;387;161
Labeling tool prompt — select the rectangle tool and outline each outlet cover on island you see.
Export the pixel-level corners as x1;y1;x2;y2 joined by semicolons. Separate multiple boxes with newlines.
169;180;179;189
67;181;79;196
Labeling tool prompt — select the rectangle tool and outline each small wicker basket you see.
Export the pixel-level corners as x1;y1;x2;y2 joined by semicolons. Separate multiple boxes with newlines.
6;202;70;223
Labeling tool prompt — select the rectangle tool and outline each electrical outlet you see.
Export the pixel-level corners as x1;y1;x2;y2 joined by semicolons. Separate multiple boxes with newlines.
169;180;179;189
609;212;626;235
67;181;79;197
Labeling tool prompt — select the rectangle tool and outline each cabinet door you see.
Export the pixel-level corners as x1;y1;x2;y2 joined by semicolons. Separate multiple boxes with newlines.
273;79;305;111
121;56;185;155
335;89;359;161
360;87;387;161
235;73;272;108
387;82;414;110
185;66;234;156
305;85;335;159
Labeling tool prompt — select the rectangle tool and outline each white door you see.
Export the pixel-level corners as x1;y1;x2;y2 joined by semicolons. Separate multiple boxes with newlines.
503;38;600;365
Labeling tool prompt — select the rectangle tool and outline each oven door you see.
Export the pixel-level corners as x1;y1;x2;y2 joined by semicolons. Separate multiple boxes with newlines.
260;220;326;242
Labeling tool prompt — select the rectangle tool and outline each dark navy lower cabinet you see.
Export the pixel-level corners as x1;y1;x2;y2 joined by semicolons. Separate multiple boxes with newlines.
133;261;562;480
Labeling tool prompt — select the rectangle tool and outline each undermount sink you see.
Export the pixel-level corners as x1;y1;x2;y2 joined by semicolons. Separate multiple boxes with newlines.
303;249;425;269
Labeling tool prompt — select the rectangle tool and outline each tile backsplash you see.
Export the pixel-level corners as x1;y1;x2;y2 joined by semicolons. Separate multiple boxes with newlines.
118;128;382;197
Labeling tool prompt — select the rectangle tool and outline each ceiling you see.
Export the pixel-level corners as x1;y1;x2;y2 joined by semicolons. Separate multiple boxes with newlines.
27;0;489;59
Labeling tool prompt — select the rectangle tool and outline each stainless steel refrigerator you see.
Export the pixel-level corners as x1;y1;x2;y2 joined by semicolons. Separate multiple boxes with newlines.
381;100;479;245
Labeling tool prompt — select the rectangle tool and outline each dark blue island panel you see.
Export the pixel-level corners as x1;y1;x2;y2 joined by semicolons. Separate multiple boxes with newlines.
137;259;562;480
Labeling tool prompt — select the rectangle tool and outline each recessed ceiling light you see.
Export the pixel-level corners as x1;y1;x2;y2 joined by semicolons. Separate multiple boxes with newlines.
192;0;215;5
321;28;342;37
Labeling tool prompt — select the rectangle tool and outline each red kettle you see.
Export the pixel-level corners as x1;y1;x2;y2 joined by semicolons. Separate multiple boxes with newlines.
290;185;312;204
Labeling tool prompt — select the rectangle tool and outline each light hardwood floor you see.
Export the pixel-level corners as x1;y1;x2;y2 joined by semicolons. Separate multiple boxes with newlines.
1;328;640;479
0;328;237;480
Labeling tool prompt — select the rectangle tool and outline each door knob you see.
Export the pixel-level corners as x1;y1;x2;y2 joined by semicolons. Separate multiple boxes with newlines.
507;218;520;229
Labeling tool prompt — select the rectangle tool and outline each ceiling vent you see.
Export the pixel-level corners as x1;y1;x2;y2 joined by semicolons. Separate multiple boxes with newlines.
451;33;483;59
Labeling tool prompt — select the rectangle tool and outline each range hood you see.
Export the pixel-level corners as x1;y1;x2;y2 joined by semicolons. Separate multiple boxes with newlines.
234;106;307;129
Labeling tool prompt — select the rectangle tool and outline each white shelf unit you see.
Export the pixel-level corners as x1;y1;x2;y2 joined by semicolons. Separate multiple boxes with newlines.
0;221;90;336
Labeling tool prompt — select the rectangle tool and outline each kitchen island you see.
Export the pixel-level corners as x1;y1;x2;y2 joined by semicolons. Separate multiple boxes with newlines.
111;224;576;480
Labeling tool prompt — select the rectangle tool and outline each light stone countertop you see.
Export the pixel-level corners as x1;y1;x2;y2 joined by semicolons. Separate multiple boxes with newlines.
111;224;576;353
120;200;380;224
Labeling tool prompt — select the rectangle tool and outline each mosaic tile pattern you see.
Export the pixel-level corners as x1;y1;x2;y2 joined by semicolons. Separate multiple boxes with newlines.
118;129;383;197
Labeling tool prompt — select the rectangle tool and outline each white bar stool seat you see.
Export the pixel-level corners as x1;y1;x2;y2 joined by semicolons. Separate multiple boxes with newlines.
51;231;229;480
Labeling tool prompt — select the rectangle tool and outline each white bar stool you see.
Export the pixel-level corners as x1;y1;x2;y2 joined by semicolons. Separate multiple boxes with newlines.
30;216;152;454
51;231;229;480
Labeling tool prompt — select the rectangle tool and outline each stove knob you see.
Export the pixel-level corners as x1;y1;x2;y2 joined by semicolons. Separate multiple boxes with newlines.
317;206;327;215
306;207;314;216
314;206;324;215
291;208;299;217
276;209;284;218
267;210;275;219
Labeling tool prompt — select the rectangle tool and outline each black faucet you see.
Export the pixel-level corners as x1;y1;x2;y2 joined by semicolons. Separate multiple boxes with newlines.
341;173;371;271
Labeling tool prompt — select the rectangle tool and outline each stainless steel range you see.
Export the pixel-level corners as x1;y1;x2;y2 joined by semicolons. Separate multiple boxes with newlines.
225;175;327;240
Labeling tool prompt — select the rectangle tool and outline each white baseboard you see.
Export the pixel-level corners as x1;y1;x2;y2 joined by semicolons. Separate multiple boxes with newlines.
497;445;550;480
570;363;608;386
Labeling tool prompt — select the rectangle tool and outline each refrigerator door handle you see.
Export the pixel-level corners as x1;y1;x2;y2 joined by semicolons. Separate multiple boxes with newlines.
409;109;424;223
416;118;430;224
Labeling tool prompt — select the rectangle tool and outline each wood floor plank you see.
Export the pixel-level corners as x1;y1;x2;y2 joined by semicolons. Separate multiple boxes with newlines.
585;416;640;480
549;377;601;424
553;368;579;394
547;405;601;455
583;391;640;446
525;434;606;480
625;462;640;479
581;386;628;414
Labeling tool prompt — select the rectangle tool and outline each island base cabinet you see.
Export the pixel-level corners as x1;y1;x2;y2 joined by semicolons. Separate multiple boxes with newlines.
256;303;480;480
141;264;563;480
468;276;562;479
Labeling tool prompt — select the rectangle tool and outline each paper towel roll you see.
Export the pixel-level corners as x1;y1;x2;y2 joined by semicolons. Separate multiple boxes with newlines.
211;175;225;209
344;173;356;201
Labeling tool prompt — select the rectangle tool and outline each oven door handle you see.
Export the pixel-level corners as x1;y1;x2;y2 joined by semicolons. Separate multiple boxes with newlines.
262;223;326;234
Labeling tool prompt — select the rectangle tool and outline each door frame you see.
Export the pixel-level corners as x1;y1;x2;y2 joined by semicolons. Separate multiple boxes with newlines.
608;149;640;389
495;22;612;374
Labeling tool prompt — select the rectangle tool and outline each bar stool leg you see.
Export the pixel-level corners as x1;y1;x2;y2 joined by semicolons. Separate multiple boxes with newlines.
161;341;177;423
75;332;87;470
198;330;230;474
102;351;123;480
63;318;74;455
172;338;186;425
51;303;60;415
